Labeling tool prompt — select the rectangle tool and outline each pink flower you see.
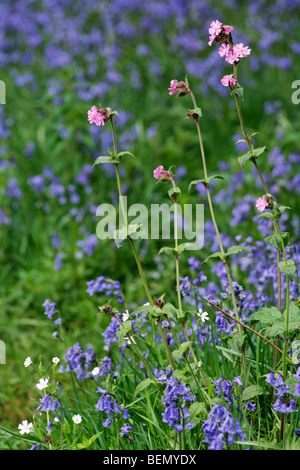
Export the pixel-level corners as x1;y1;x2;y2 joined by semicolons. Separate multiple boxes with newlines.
233;43;251;58
255;196;269;212
224;43;251;64
218;44;230;57
87;106;105;126
221;74;237;87
168;80;178;95
224;49;240;64
168;79;190;96
223;25;234;33
208;20;223;46
153;166;173;181
153;165;165;180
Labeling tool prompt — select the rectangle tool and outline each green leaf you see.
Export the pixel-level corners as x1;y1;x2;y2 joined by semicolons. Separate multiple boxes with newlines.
257;212;275;220
238;147;268;170
172;341;192;362
113;224;143;247
202;251;225;265
116;320;132;344
241;385;264;401
159;246;176;256
265;233;290;251
284;302;300;323
278;259;297;277
278;205;291;214
252;307;283;324
227;333;247;352
168;186;181;199
162;303;179;318
188;402;208;421
252;146;268;157
187;107;202;119
117;151;135;159
263;304;300;337
188;175;224;192
176;242;197;255
231;86;244;100
134;378;156;396
75;431;102;450
93;155;115;166
226;246;253;257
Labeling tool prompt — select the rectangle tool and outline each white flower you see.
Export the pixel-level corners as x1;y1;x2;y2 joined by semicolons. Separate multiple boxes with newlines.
91;367;100;377
124;336;136;345
72;414;82;424
52;357;60;364
196;309;209;323
36;377;49;391
24;357;32;368
54;417;60;423
122;310;130;322
143;302;150;306
18;420;33;435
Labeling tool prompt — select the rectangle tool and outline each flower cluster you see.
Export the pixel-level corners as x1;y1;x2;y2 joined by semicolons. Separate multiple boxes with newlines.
86;276;124;303
208;20;251;86
212;376;243;409
36;393;60;413
202;404;246;450
95;388;132;437
266;370;300;414
158;369;195;433
59;343;97;381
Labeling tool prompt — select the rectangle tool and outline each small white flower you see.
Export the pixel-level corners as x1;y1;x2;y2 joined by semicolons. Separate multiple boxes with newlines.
124;336;136;345
143;302;150;306
197;360;202;368
122;310;130;322
91;367;100;377
24;357;32;368
72;414;82;424
36;377;49;391
18;420;33;435
54;417;60;423
196;309;209;323
52;357;60;364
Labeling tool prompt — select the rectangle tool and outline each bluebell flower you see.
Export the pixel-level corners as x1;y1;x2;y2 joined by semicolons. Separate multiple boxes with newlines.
202;404;246;450
160;370;195;433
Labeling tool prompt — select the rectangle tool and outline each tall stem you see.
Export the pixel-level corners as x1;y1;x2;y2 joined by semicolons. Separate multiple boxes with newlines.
172;180;207;383
110;117;176;370
189;90;245;373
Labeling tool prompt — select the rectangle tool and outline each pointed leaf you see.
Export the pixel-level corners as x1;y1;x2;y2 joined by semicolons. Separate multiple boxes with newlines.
252;307;283;324
226;246;253;256
241;385;264;401
279;259;297;277
93;156;114;166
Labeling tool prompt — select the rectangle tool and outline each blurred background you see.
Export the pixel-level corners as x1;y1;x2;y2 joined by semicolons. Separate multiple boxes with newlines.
1;0;300;434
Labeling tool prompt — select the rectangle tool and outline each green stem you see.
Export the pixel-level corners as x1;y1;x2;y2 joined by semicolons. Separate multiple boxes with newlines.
156;318;176;370
172;181;207;383
231;68;291;380
114;315;162;392
276;220;290;380
166;317;208;404
110;117;177;371
189;90;245;373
